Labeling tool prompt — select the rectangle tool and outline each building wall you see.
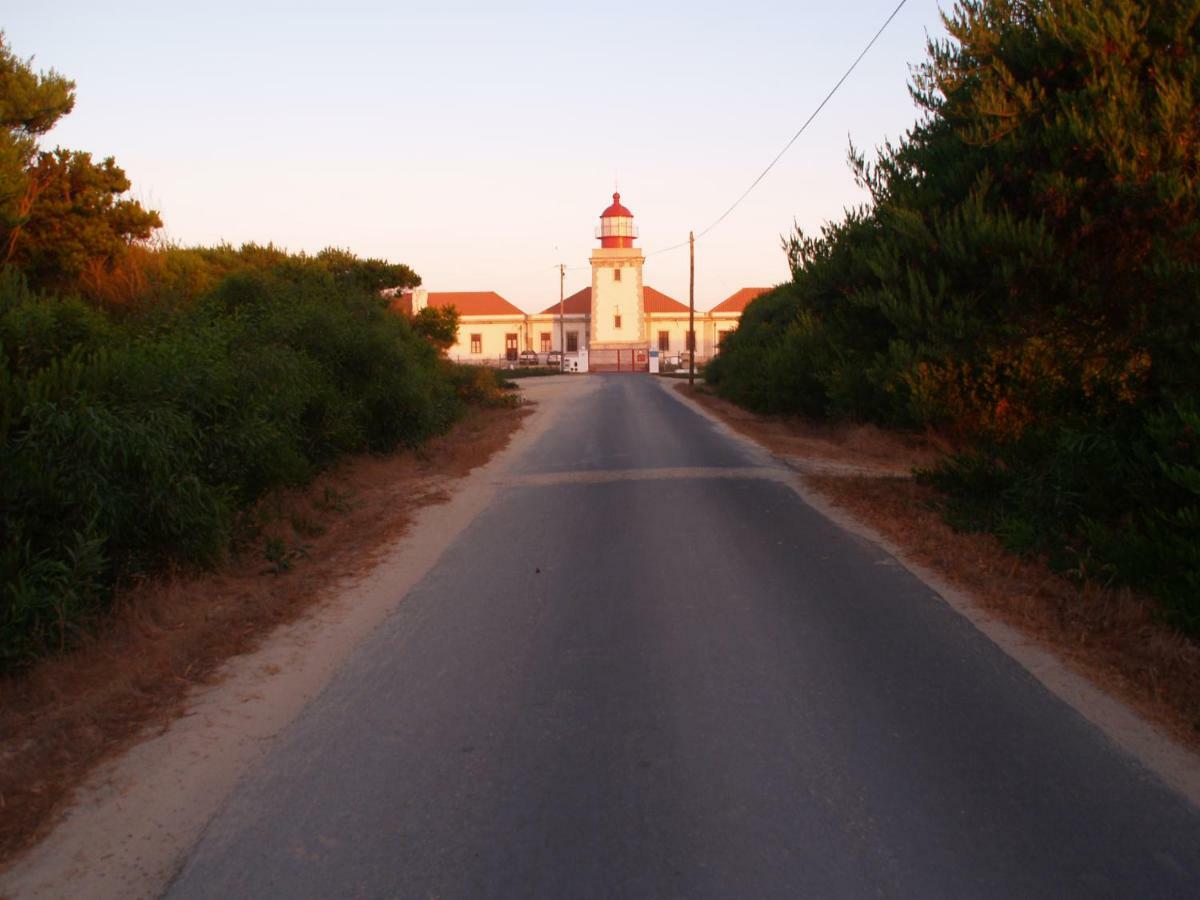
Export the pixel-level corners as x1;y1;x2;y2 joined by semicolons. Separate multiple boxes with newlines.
446;317;527;362
449;309;737;363
710;315;740;356
590;248;646;346
647;316;694;358
648;315;736;359
526;314;590;354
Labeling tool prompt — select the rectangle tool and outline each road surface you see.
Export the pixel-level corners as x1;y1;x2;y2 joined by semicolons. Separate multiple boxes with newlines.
168;375;1200;898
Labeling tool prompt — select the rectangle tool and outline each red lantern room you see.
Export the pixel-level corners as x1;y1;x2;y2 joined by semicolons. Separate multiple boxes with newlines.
596;192;638;248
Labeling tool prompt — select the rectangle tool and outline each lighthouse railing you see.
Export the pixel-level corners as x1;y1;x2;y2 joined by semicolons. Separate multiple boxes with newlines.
595;221;638;239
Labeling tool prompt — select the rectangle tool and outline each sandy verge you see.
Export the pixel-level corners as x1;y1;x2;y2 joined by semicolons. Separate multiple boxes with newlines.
662;379;1200;808
0;376;596;900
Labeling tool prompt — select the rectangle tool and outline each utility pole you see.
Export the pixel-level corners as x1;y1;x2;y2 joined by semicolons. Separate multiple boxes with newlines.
688;230;695;386
558;263;565;367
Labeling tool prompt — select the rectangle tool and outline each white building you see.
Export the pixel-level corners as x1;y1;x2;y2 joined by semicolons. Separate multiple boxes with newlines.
398;193;770;370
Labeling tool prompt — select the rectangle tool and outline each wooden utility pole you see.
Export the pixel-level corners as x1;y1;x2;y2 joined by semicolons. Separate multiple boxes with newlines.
688;230;695;386
558;263;565;366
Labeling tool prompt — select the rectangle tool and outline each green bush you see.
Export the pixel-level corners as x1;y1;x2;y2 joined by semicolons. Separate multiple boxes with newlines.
444;363;521;407
1;256;464;669
711;0;1200;629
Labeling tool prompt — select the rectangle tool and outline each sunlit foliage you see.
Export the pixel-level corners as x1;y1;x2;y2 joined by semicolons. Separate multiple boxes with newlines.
709;0;1200;627
0;35;470;667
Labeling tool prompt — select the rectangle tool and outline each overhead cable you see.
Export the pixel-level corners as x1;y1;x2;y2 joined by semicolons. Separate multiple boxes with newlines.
646;0;911;258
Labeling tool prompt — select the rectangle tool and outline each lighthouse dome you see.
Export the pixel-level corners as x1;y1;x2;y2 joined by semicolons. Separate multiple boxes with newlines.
597;192;637;248
601;192;633;218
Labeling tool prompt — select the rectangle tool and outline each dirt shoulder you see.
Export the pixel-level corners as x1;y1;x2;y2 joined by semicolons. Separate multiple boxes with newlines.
0;402;530;874
676;383;1200;759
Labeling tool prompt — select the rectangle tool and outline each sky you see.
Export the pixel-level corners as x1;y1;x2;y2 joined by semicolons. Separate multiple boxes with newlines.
7;0;951;312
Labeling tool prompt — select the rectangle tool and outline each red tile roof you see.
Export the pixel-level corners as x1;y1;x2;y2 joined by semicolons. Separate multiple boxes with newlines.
426;291;524;316
601;191;633;218
540;287;591;315
711;287;771;314
538;285;689;316
644;286;688;314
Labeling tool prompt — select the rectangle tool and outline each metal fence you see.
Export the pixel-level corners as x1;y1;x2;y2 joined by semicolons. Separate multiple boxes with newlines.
451;354;561;369
450;352;709;371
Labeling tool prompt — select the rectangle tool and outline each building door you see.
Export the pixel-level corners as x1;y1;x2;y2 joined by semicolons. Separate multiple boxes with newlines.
505;333;518;361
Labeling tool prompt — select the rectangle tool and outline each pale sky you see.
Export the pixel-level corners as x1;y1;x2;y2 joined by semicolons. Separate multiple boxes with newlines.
7;1;949;311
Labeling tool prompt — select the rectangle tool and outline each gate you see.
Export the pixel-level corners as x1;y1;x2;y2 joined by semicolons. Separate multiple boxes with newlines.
589;348;649;373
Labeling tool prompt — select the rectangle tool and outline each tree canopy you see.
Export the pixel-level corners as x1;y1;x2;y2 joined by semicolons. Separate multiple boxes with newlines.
411;305;459;353
0;32;162;295
11;149;163;292
315;247;420;295
0;31;75;262
708;0;1200;627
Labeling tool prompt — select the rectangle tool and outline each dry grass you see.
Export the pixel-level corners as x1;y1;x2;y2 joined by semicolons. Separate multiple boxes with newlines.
0;403;530;867
680;383;1200;750
676;384;948;474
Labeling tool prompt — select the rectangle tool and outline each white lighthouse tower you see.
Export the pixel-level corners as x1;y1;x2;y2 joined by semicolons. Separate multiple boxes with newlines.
589;192;648;370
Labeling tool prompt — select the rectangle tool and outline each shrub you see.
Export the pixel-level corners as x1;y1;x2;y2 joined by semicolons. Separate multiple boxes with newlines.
712;0;1200;629
0;253;464;668
444;363;521;408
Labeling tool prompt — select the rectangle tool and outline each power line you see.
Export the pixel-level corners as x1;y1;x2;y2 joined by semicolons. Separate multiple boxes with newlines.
461;2;911;298
646;0;910;258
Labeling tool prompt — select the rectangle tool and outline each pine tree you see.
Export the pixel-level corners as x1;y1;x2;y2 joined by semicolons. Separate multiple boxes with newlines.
0;33;163;296
714;0;1200;624
0;32;75;263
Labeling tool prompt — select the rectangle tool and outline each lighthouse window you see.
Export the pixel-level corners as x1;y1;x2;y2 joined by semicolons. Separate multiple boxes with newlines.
470;334;482;354
614;313;622;329
613;268;621;282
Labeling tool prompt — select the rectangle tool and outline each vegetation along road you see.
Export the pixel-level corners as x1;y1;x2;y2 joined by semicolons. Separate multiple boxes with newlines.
166;375;1200;898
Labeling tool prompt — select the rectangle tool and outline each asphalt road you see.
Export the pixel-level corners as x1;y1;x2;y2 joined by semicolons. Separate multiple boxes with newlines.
168;376;1200;899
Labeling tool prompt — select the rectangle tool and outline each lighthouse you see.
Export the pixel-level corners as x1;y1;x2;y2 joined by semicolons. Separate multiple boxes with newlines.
589;192;648;369
435;190;767;369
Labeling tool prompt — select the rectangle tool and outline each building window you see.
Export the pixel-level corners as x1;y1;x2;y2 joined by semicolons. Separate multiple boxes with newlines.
658;330;670;352
613;268;622;282
566;331;579;352
614;313;622;329
715;329;728;351
540;332;551;352
470;334;482;354
686;330;696;351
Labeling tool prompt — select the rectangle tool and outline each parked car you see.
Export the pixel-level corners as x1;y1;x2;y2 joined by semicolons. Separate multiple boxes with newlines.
519;350;540;367
546;350;563;369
